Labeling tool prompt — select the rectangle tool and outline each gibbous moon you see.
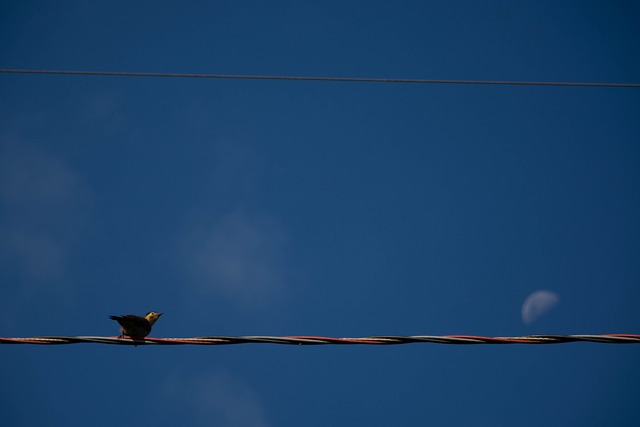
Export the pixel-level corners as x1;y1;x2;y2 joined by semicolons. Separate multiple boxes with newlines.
521;290;559;325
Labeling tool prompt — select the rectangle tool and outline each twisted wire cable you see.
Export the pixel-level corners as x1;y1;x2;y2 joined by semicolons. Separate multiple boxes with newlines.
1;69;639;88
1;334;639;346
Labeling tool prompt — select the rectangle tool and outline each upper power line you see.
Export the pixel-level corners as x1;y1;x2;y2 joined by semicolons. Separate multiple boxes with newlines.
1;69;638;88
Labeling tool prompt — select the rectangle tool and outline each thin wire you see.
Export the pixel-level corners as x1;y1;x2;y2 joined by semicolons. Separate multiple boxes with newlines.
1;334;639;346
1;69;638;88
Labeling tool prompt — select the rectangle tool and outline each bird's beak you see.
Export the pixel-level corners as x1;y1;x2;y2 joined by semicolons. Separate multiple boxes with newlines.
157;312;164;317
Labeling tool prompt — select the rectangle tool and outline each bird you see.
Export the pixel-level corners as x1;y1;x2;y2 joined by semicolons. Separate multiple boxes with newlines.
109;311;163;338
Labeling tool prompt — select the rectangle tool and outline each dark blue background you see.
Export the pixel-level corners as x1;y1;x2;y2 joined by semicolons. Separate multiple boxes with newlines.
1;2;639;426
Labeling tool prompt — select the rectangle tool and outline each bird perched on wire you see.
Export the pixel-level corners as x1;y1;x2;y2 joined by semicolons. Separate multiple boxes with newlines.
109;311;163;338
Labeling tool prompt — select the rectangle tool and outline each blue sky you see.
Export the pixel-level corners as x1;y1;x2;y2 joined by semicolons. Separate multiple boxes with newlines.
1;1;639;426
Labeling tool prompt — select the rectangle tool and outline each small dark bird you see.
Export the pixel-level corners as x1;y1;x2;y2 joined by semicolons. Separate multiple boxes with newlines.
109;311;163;338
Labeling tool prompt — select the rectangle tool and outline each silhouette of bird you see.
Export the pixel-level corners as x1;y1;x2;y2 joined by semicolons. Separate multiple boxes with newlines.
109;311;163;338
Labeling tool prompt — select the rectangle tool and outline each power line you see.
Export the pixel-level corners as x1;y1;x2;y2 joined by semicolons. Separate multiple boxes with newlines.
1;69;638;88
1;334;639;346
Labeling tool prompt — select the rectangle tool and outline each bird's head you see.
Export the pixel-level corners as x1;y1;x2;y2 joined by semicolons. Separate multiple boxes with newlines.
145;311;164;325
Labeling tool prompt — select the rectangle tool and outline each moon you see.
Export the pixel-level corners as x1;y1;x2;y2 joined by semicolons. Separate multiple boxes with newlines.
521;290;559;325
